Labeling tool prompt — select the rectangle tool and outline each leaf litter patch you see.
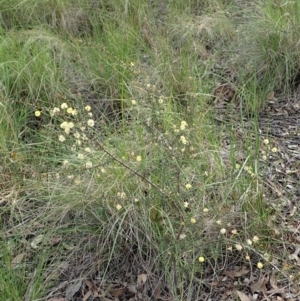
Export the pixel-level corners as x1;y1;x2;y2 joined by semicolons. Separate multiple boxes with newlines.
210;89;300;300
46;246;299;301
46;247;175;301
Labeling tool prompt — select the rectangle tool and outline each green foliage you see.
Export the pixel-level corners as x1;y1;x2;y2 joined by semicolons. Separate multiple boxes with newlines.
238;0;300;96
0;0;298;299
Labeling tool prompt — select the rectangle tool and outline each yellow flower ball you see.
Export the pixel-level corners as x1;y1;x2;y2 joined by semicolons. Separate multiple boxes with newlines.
220;228;226;234
180;136;187;145
58;135;66;142
87;119;95;127
71;109;78;116
185;183;192;190
35;110;41;117
180;121;188;130
85;161;93;168
257;262;263;269
77;153;84;159
61;103;68;109
198;256;205;263
235;244;243;251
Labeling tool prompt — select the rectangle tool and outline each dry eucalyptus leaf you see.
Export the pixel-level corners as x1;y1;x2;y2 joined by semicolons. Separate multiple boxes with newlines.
65;279;82;300
269;272;279;290
224;267;249;279
236;290;252;301
11;253;25;266
83;290;92;301
137;274;147;285
251;275;268;293
127;283;137;294
109;286;125;297
50;237;62;246
62;242;75;250
154;284;162;300
30;234;44;249
84;279;95;291
224;271;235;279
288;245;300;264
267;287;285;295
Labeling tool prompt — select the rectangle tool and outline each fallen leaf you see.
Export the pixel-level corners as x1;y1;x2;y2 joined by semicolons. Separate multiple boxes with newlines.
11;253;25;266
31;235;44;249
269;272;278;290
251;275;269;293
221;289;234;300
236;290;252;301
84;279;95;291
267;272;285;296
263;290;271;301
267;287;285;295
154;284;162;300
50;237;62;246
126;283;137;294
288;244;300;263
137;274;147;285
62;242;75;250
109;286;125;297
224;266;249;279
65;279;82;300
224;271;235;279
83;290;92;301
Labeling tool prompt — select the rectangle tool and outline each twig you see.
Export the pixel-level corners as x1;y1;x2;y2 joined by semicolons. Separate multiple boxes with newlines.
94;142;184;220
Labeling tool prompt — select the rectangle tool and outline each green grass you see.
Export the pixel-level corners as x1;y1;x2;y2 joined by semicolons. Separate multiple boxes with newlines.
1;0;300;299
